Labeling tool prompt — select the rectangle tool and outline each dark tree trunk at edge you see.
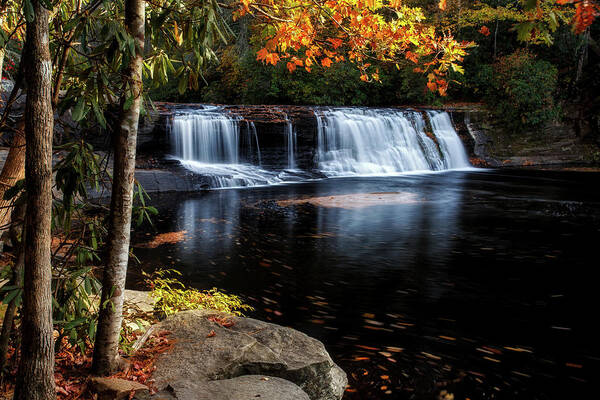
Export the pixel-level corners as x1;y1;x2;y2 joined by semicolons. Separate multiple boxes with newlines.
92;0;145;376
13;1;56;399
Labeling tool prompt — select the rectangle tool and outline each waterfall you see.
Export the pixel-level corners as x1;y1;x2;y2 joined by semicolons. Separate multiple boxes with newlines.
244;121;262;166
169;107;279;188
315;108;468;176
427;111;471;169
170;106;240;163
276;109;297;170
169;105;473;189
285;119;297;169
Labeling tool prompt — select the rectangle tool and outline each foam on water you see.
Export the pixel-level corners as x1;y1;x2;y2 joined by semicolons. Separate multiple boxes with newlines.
169;106;473;189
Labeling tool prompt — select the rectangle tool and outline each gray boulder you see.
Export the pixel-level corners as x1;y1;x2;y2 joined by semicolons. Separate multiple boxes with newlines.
153;375;310;400
151;310;347;400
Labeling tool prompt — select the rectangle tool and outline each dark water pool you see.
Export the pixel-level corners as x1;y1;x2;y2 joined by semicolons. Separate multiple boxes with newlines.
128;169;600;399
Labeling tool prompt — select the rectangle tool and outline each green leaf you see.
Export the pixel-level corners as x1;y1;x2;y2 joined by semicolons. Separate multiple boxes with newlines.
64;318;87;331
3;179;25;201
2;289;22;305
23;0;35;23
72;97;87;122
92;100;107;129
123;94;134;111
178;75;187;95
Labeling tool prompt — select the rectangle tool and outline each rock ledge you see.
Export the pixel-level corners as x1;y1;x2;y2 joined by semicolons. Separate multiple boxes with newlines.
150;310;347;400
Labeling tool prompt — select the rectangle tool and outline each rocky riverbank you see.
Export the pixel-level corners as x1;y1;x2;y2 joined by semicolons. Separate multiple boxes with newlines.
91;306;347;400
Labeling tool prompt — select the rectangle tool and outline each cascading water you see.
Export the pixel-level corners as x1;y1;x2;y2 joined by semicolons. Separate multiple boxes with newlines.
285;118;297;170
168;106;473;189
315;108;470;176
170;106;239;163
169;106;280;188
427;110;471;169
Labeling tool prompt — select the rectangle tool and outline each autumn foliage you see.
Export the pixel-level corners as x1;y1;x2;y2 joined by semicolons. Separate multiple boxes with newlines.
557;0;600;33
236;0;473;95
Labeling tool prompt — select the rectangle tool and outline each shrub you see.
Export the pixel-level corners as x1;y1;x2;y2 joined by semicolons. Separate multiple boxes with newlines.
485;49;559;131
144;269;254;317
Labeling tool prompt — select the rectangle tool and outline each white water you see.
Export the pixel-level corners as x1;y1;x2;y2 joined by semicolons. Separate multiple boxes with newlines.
285;118;297;170
169;106;472;189
170;107;277;188
427;111;471;169
315;108;469;176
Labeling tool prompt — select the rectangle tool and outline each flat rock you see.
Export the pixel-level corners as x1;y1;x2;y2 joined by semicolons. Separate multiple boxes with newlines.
153;375;310;400
90;377;149;400
124;289;156;313
151;310;347;400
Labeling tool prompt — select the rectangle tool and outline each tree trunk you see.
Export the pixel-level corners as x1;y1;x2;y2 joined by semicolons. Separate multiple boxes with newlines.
0;12;5;85
92;0;145;376
0;120;26;232
13;1;56;399
0;47;4;87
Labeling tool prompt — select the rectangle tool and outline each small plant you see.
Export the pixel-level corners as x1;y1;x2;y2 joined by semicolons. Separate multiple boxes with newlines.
143;269;254;317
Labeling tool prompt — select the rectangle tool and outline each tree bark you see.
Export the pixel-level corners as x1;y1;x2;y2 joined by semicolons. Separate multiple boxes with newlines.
13;1;56;399
0;47;4;87
92;0;145;376
0;120;25;232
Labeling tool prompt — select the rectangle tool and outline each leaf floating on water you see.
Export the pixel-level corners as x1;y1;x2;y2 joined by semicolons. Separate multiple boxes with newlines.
439;335;456;341
422;352;441;360
504;346;533;353
138;231;188;248
483;356;501;363
356;345;380;351
386;346;404;353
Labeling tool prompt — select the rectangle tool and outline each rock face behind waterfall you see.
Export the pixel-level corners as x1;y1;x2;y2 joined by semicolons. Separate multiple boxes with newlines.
150;310;347;400
151;103;474;189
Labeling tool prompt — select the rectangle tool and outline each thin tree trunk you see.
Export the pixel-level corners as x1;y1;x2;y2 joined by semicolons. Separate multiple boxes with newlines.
0;120;25;231
92;0;145;376
0;47;4;88
493;19;499;60
0;13;4;86
13;0;56;399
0;203;25;372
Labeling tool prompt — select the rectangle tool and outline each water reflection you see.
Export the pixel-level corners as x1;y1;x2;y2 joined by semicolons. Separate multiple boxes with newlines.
130;170;600;400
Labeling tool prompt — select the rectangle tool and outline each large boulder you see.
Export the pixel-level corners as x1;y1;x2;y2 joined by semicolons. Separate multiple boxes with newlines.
151;310;347;400
153;375;310;400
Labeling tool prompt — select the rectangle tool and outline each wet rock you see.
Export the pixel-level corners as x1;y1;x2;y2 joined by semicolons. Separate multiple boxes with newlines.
151;310;347;400
90;377;150;400
153;375;310;400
